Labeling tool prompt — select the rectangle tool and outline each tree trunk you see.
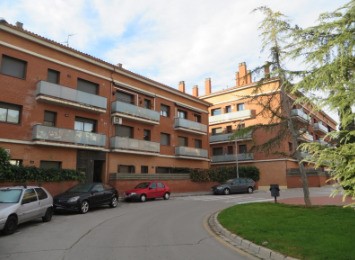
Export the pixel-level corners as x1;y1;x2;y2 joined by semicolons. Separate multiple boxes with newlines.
297;155;312;206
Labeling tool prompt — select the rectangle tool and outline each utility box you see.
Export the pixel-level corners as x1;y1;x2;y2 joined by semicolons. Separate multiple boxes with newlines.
269;184;280;203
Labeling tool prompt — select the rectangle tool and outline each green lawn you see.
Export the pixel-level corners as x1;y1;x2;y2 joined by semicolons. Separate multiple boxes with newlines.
218;203;355;260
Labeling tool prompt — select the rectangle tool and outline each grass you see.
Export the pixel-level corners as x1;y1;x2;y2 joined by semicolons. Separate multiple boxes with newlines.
218;203;355;260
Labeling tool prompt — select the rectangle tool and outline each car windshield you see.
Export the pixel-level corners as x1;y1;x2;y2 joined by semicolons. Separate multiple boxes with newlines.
135;182;150;189
67;183;93;193
0;189;22;203
225;179;234;184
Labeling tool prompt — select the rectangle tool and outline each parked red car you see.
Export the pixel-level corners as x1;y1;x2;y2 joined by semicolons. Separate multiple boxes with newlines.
124;181;170;202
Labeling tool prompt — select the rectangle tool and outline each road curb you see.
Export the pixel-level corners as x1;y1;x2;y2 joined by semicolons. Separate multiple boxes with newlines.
207;211;299;260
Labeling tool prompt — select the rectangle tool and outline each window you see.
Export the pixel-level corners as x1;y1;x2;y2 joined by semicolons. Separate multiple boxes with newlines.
194;139;202;148
238;144;247;154
9;159;22;166
211;108;221;116
143;129;151;141
226;126;233;133
22;189;37;204
157;182;165;188
288;142;293;152
77;78;98;94
116;90;134;104
0;102;21;124
225;105;232;113
141;166;148;174
116;125;133;138
40;161;62;169
75;117;96;132
118;165;135;173
177;110;187;119
211;127;223;135
227;146;234;154
194;114;201;123
160;133;170;146
212;147;223;156
44;111;56;127
47;69;60;84
237;103;244;111
238;123;245;129
144;99;151;109
156;167;171;173
178;136;188;146
149;182;157;189
35;188;48;200
160;104;170;117
0;55;27;79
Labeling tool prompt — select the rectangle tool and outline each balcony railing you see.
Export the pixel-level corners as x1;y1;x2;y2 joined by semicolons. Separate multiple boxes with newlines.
209;110;253;124
298;131;314;142
313;122;329;134
209;132;252;143
291;109;310;123
211;153;254;163
110;136;160;153
111;101;160;124
175;147;208;158
32;125;106;147
174;118;207;134
36;81;107;112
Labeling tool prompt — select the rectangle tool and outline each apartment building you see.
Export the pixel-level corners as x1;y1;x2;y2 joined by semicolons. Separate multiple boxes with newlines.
0;20;210;184
199;62;337;189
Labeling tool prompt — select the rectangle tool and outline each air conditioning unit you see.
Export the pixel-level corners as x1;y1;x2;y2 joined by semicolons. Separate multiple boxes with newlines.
112;116;122;125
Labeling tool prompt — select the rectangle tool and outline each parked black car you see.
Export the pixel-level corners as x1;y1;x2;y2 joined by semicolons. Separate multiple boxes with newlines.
212;178;255;195
53;183;118;214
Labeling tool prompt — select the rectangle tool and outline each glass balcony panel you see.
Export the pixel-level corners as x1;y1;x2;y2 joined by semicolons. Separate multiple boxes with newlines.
211;153;254;163
110;136;160;153
32;125;106;147
313;122;329;134
175;147;208;158
291;109;310;122
209;110;253;124
174;118;207;133
36;81;107;110
111;101;160;123
209;132;252;143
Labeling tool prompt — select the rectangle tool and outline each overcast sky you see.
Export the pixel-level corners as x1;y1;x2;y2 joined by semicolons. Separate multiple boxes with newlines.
1;0;348;97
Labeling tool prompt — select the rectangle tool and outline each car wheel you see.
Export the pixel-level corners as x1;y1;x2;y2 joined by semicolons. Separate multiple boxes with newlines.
42;207;53;222
247;187;254;194
163;193;170;200
223;188;230;195
3;215;17;235
110;196;119;208
80;200;89;214
140;194;147;202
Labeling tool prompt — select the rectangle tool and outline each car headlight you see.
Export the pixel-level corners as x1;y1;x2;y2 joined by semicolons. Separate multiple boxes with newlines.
67;196;80;203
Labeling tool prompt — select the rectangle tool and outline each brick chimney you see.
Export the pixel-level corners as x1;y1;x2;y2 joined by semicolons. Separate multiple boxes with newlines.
192;85;199;97
236;62;252;87
205;78;211;95
178;81;185;93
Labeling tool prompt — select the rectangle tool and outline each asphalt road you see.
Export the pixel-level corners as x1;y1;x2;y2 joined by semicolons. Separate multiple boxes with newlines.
0;193;269;260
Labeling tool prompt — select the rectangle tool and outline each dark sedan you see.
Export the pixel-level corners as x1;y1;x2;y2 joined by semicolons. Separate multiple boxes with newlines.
212;178;255;195
53;183;119;214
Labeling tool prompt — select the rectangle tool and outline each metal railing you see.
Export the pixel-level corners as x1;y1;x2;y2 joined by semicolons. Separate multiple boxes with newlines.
111;101;160;123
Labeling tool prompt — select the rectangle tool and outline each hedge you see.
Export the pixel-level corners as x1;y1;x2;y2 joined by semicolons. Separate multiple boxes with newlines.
190;166;260;183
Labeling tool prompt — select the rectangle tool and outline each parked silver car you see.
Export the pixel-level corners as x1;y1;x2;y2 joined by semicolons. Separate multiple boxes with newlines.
212;178;256;195
0;186;53;235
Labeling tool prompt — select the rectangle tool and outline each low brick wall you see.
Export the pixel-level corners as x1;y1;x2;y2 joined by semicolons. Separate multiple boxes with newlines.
286;174;330;188
0;181;79;196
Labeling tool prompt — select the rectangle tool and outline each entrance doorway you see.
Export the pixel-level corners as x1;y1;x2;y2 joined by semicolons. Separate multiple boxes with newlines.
77;150;106;182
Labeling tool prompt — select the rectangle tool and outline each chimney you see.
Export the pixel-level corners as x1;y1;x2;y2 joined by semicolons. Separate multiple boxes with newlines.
178;81;185;93
192;85;199;97
205;78;211;95
236;62;252;87
16;21;23;29
264;62;270;79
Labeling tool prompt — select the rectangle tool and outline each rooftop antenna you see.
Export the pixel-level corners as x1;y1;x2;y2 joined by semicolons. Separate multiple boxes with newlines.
63;33;76;47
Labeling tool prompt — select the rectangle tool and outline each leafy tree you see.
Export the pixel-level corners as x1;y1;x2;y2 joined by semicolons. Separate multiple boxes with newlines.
0;147;11;177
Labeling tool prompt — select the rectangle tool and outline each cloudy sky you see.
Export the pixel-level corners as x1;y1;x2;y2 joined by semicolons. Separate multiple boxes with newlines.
0;0;348;96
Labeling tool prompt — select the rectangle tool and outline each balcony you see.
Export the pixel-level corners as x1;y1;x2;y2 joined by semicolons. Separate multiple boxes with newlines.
32;125;106;148
111;101;160;125
298;131;314;142
209;110;253;125
316;139;329;146
209;132;252;143
36;81;107;113
313;122;329;134
291;109;310;123
175;147;208;159
174;118;207;135
110;136;160;154
211;153;254;163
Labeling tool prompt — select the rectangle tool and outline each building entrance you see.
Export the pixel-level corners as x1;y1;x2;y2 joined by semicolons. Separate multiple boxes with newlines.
77;150;106;182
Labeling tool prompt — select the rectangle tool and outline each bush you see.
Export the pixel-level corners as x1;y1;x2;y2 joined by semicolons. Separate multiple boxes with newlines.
190;166;260;183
